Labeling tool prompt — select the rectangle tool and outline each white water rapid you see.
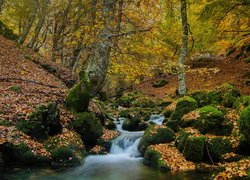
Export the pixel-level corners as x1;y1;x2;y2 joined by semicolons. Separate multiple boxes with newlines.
67;115;165;180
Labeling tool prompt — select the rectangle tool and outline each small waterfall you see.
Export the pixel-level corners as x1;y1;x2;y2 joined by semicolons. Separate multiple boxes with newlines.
148;115;165;125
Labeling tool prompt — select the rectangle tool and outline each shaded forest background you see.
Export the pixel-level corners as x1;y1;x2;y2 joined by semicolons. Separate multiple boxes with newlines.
0;0;249;91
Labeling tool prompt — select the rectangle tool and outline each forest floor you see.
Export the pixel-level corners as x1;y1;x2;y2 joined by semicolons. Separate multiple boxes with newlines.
137;53;250;98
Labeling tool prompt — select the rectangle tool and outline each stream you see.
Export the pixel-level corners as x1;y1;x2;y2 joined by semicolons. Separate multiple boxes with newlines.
1;115;211;180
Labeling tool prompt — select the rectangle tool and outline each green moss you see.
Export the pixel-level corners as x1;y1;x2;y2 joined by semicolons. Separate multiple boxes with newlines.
190;91;221;107
117;95;135;107
105;120;116;130
233;96;250;111
0;119;14;126
17;102;62;140
10;86;21;93
170;96;198;120
183;135;205;162
138;125;176;155
166;120;180;132
191;106;231;135
65;77;92;113
244;58;250;63
72;112;103;146
132;97;156;108
122;115;147;131
143;147;170;172
175;129;192;152
239;106;250;142
0;143;49;164
206;137;233;162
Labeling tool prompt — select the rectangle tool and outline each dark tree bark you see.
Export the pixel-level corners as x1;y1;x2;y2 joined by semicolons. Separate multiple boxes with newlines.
17;0;39;44
27;0;50;49
178;0;188;95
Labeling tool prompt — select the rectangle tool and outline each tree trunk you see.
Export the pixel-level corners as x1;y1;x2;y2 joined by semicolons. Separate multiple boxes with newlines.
178;0;188;96
17;0;39;44
27;0;50;49
65;0;116;113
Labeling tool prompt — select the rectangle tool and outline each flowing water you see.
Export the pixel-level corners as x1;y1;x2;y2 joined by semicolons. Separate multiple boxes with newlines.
1;115;211;180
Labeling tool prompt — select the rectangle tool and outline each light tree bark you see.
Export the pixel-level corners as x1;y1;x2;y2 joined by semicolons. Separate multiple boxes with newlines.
65;0;116;112
27;0;50;49
17;0;39;44
178;0;188;95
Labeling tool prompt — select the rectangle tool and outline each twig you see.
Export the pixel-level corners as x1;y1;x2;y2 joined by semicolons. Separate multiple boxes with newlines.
206;143;214;165
0;77;60;88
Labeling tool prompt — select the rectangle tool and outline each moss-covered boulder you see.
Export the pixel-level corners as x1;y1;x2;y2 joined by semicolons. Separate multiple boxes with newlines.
182;106;232;135
175;129;192;152
72;112;103;146
132;97;156;108
152;79;169;88
65;77;92;112
190;84;241;108
190;91;221;107
239;106;250;143
238;135;250;156
166;120;180;132
143;147;170;171
183;135;206;162
122;117;148;131
170;96;198;120
205;137;233;162
0;142;49;165
233;96;250;112
45;129;86;167
104;120;116;130
138;125;175;155
17;102;62;140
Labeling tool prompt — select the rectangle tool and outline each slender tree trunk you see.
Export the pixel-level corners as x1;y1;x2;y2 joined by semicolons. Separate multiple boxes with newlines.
17;0;39;44
178;0;188;95
51;1;72;62
65;0;116;113
28;0;50;49
114;0;124;48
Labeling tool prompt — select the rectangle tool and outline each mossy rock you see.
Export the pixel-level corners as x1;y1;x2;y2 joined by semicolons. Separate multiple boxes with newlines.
117;95;136;108
138;125;175;155
45;130;86;167
166;120;180;132
132;97;156;108
239;106;250;143
183;135;206;162
17;102;62;140
190;91;221;107
0;143;49;165
175;129;192;152
65;77;92;113
170;96;198;120
122;117;148;131
0;119;14;127
152;79;169;88
182;106;232;135
205;137;233;162
233;96;250;111
104;120;116;130
143;147;170;172
237;135;250;156
72;112;103;146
